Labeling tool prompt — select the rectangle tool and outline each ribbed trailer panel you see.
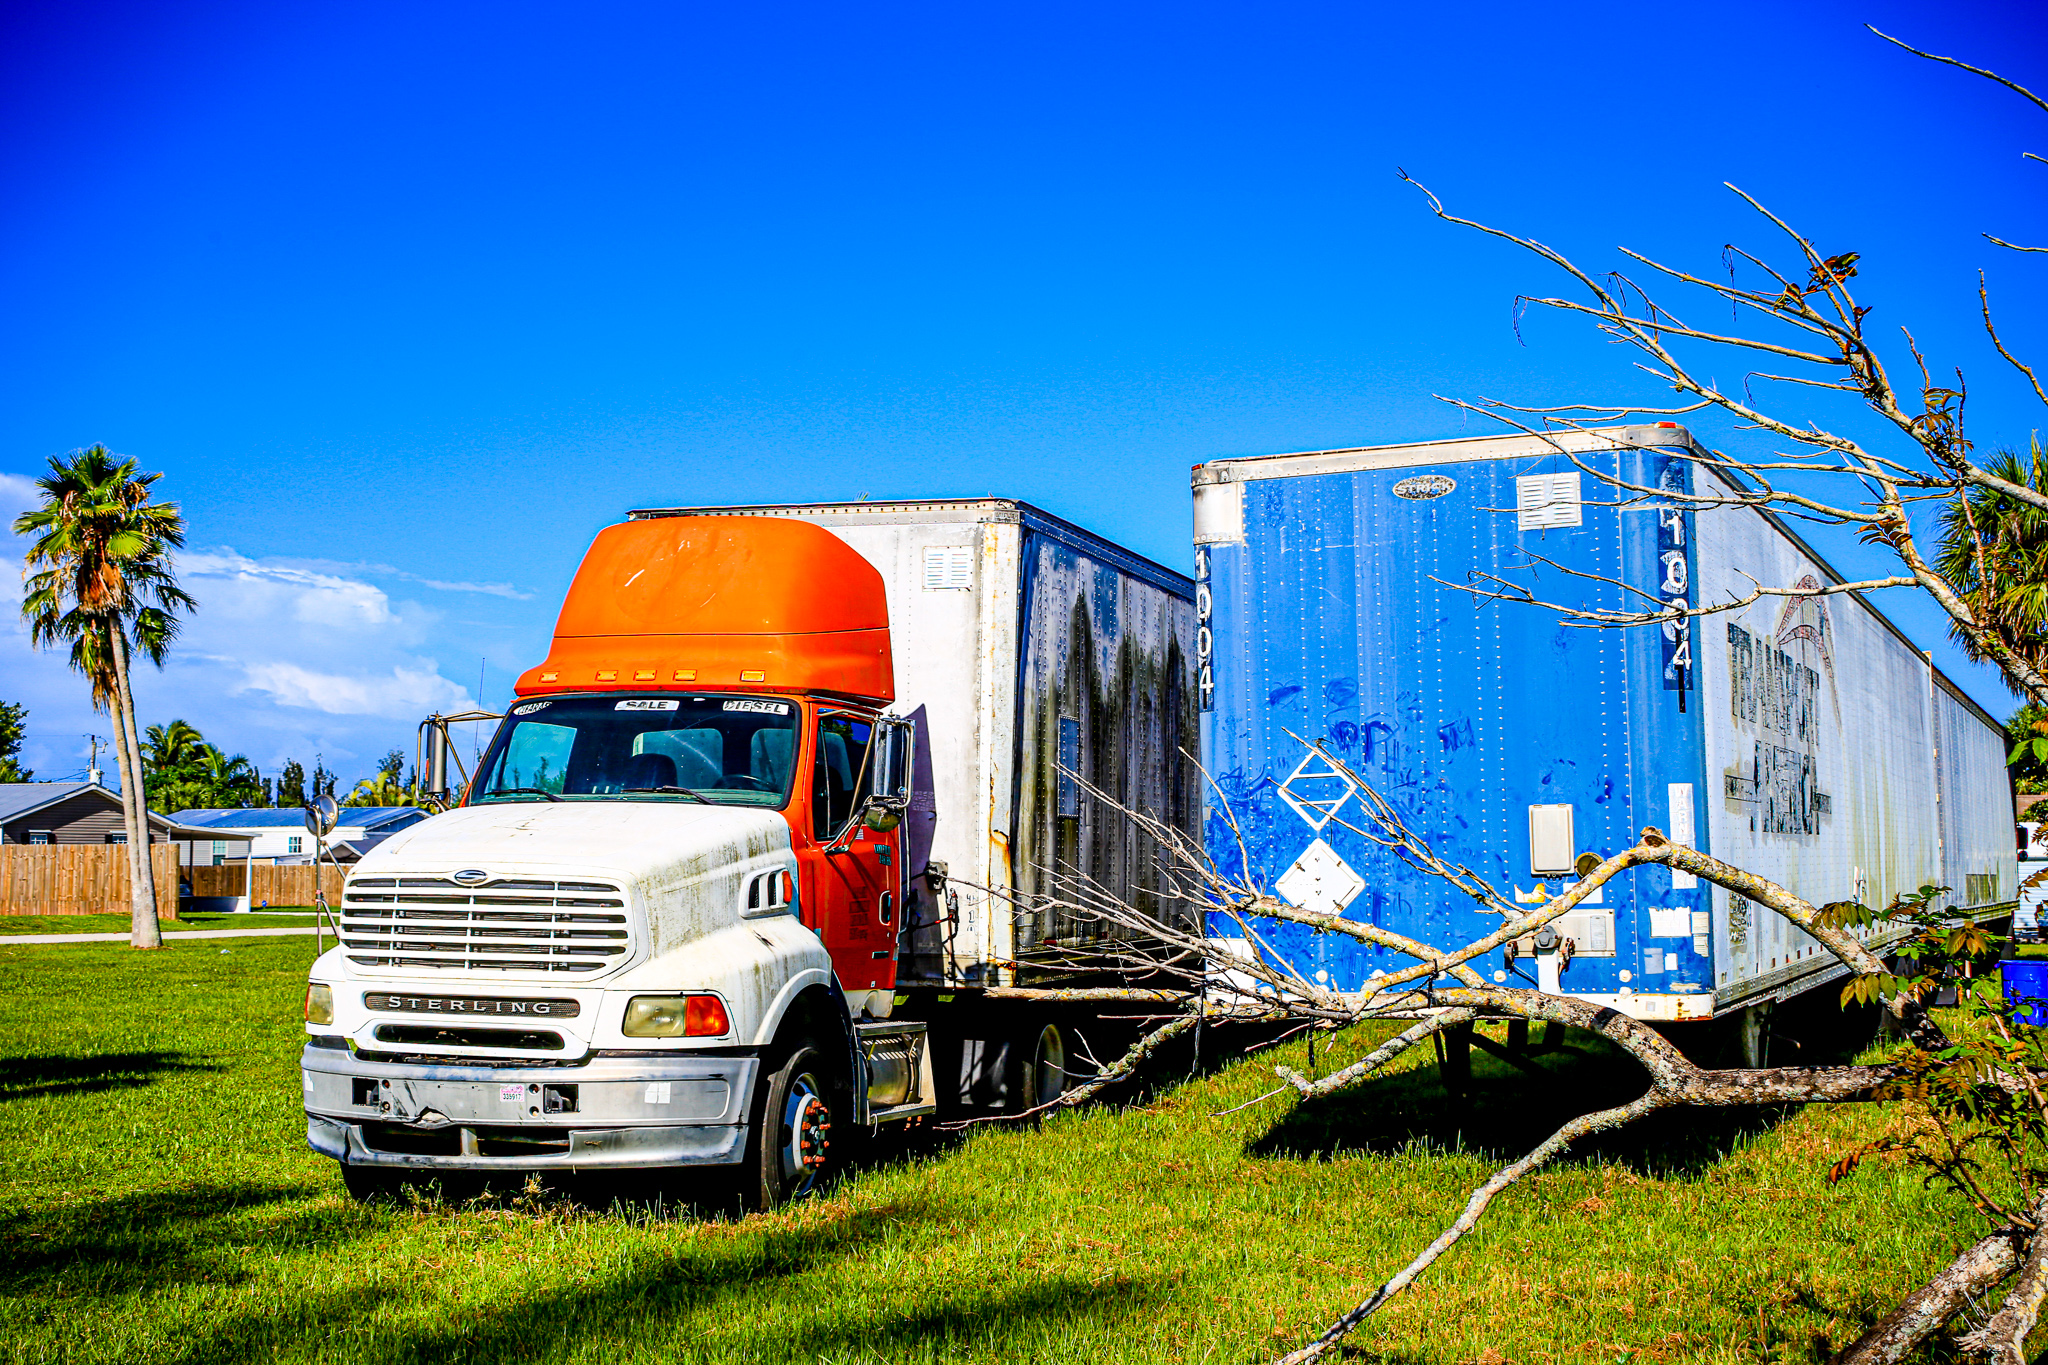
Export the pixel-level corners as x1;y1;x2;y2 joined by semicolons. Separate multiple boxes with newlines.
1194;425;2015;1023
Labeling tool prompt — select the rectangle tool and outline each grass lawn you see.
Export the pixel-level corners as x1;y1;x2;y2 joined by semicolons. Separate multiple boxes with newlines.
0;937;2006;1364
0;912;319;936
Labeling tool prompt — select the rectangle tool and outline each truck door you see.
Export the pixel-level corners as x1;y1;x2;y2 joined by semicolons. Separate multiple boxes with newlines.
795;709;902;997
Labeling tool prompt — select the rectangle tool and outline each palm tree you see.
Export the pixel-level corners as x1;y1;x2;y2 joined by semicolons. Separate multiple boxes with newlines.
196;745;262;808
1937;436;2048;681
142;719;206;778
15;446;193;949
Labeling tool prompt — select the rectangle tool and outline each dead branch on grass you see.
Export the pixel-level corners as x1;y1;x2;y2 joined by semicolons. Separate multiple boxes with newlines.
1026;729;2042;1363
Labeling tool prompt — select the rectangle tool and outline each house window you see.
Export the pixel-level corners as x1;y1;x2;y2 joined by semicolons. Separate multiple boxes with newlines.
28;830;51;845
107;832;128;845
288;836;302;855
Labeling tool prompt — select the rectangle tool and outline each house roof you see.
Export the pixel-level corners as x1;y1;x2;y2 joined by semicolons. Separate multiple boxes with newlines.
0;782;219;839
168;806;426;831
0;783;98;825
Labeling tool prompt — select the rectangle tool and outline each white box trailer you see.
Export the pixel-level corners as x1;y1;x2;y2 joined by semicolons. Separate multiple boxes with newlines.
627;498;1202;987
1698;476;2018;1002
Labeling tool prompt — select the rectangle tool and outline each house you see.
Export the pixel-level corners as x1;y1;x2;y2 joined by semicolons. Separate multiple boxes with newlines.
167;806;430;865
0;782;224;848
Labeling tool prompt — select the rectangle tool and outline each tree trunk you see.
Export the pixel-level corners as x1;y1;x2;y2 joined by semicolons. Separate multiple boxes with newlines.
108;630;162;949
107;695;146;896
97;626;150;932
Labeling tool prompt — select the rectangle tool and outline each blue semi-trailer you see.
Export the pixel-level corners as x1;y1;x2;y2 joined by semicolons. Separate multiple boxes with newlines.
1191;424;2015;1026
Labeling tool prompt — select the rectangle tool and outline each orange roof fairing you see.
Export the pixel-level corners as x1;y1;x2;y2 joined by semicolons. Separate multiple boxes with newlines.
514;517;894;703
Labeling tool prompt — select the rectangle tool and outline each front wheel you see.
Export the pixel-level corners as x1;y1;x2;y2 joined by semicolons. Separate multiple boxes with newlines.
339;1162;402;1202
745;1040;840;1210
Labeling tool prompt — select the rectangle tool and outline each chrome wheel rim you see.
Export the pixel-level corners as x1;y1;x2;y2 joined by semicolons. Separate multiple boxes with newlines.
778;1070;829;1195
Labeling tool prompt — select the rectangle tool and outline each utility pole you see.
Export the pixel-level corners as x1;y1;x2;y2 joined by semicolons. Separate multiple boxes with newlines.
86;734;104;787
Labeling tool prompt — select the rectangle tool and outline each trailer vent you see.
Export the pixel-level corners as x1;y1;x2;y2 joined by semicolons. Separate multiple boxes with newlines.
923;545;974;590
1516;473;1583;531
337;877;630;975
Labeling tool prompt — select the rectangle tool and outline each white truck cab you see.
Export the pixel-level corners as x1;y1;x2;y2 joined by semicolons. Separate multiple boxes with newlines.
303;514;931;1207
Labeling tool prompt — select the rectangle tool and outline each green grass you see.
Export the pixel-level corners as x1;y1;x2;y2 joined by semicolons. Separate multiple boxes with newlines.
0;938;2000;1364
0;912;318;936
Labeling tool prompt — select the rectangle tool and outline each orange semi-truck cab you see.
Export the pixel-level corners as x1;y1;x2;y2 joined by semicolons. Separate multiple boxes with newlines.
300;517;931;1208
507;515;917;1004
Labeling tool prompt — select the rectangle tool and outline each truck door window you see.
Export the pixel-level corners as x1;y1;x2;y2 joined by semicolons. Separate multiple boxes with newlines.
813;714;874;839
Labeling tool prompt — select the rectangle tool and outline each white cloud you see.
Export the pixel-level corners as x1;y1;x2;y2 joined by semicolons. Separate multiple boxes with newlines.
402;575;532;600
180;549;405;633
243;554;535;600
236;660;471;718
0;514;488;780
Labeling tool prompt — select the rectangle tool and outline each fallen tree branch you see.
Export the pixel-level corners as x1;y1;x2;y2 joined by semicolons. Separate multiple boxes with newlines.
1271;1090;1674;1364
1956;1200;2048;1363
1830;1222;2024;1364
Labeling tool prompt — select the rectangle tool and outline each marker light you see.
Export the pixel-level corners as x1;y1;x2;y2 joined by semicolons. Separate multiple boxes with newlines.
623;994;730;1037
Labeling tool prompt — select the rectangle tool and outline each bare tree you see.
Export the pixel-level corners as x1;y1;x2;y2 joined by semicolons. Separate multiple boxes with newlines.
998;748;2030;1364
967;30;2048;1364
1386;28;2048;712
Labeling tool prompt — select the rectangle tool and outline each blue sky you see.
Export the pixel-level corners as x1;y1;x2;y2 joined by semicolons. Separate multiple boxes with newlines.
3;0;2046;786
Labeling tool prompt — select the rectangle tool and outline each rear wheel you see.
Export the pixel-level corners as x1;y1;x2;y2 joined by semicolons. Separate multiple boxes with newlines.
1023;1022;1070;1109
745;1040;840;1210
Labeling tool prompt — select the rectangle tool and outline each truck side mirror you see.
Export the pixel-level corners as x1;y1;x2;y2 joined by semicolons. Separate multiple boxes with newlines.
861;717;916;833
871;716;914;806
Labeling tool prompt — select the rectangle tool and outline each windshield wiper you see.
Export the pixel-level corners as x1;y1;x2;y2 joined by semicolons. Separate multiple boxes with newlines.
623;786;711;804
488;787;563;802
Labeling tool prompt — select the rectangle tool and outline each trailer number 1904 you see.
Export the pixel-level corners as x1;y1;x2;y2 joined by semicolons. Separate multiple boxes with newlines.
1656;462;1696;708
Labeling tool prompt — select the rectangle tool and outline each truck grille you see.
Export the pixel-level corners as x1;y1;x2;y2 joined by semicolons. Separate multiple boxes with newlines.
339;877;631;975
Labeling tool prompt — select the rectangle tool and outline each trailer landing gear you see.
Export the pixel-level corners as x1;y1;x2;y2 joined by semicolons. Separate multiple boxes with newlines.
1435;1019;1570;1101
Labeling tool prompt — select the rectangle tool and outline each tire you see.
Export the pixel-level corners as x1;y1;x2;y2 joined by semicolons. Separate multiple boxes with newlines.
744;1039;840;1210
339;1162;402;1201
1022;1022;1070;1110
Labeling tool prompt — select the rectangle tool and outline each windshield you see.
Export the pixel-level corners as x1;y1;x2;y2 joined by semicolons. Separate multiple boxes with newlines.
472;695;801;806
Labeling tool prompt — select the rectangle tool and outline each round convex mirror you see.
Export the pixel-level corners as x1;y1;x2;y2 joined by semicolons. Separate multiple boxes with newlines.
305;794;340;838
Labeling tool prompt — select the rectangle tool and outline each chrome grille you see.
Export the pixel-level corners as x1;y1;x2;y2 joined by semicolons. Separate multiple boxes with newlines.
339;876;630;975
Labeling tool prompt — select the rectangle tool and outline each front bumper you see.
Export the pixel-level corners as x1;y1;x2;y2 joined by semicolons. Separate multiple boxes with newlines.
302;1044;758;1171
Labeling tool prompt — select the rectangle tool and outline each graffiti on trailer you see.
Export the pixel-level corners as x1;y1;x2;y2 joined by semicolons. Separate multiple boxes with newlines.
1775;573;1842;726
1725;584;1837;837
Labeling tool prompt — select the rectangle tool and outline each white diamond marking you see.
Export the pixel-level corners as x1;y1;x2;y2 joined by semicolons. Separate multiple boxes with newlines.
1275;838;1365;918
1277;750;1360;832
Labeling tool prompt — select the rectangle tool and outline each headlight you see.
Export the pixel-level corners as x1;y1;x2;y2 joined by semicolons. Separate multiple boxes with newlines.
622;994;730;1037
304;982;334;1026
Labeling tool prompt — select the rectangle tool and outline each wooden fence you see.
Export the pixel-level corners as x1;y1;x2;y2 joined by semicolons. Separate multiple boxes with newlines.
0;845;181;919
188;862;345;908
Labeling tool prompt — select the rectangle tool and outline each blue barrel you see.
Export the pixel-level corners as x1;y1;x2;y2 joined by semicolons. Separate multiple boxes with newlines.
2004;961;2048;1026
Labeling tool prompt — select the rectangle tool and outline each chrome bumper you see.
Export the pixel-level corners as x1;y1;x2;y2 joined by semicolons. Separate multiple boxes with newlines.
301;1044;758;1171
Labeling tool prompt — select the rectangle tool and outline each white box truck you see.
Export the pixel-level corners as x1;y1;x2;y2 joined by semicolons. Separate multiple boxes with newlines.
301;500;1197;1205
